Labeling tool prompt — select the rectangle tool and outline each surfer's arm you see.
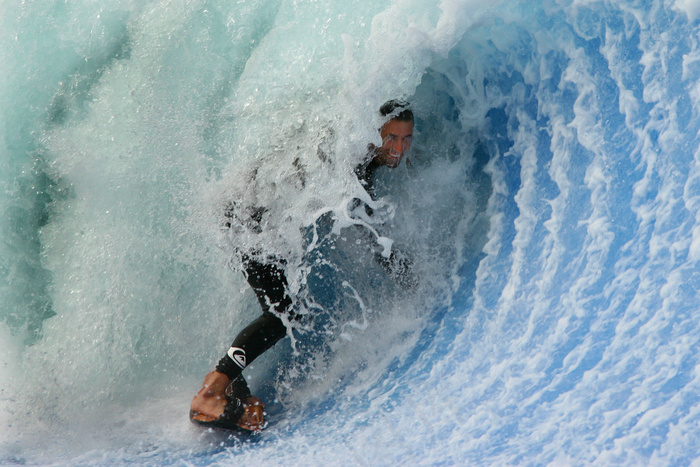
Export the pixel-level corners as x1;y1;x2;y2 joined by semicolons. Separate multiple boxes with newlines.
355;158;416;288
215;311;287;379
355;147;382;199
191;258;291;432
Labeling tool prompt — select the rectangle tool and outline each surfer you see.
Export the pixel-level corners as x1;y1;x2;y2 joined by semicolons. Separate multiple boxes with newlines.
189;100;414;432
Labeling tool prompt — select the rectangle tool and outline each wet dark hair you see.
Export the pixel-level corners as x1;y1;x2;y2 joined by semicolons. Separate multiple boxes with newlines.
380;99;413;122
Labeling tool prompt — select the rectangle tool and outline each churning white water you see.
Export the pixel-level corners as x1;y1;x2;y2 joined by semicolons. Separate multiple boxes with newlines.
1;0;699;464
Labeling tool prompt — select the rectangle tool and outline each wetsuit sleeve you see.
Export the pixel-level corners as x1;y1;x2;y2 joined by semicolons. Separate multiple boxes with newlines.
216;258;292;380
355;154;381;200
216;312;287;379
355;154;416;289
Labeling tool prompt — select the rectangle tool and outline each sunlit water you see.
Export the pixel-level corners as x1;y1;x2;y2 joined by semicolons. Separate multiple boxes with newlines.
2;0;699;465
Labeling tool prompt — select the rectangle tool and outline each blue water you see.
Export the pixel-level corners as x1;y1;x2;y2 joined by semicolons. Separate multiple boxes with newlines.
2;0;700;465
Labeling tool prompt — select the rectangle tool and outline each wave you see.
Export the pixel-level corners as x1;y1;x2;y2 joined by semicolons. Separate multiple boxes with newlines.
1;0;699;464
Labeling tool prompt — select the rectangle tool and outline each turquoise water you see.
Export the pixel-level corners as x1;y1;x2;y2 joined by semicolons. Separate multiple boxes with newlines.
2;0;699;464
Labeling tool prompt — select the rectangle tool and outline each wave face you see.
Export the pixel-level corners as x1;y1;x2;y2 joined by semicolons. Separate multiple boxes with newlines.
2;0;700;464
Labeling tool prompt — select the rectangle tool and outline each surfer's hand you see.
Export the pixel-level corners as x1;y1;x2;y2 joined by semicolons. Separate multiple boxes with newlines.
190;371;230;422
237;396;265;432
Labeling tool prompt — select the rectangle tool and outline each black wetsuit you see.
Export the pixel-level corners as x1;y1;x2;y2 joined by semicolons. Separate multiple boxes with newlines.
215;156;391;381
215;256;293;379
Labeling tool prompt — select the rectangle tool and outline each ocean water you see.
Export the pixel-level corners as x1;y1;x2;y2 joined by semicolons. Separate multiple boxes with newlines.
2;0;700;465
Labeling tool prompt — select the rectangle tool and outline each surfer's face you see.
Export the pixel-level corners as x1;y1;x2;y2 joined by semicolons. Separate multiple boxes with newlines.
378;119;413;168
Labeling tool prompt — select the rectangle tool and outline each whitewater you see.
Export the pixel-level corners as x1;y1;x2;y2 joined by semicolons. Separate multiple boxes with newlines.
1;0;699;465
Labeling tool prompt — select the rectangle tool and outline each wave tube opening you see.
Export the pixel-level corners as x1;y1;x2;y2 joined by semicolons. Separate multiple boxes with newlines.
1;0;700;465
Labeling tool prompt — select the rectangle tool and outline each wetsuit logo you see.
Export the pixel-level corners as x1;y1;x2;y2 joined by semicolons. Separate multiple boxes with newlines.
227;347;247;369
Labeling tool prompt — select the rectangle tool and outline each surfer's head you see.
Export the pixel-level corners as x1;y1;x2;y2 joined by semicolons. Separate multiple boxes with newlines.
380;99;414;123
376;100;414;168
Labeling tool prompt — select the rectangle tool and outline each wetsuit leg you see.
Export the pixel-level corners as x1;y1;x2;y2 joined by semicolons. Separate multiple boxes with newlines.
216;257;292;379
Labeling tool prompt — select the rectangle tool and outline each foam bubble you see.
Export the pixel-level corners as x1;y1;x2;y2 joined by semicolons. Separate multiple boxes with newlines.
0;324;20;441
674;0;700;21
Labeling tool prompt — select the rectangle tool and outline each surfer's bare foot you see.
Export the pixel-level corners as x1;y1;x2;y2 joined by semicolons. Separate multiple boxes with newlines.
238;396;265;431
190;371;230;422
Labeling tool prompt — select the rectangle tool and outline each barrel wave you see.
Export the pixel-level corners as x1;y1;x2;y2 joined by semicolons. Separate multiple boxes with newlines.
1;0;699;465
